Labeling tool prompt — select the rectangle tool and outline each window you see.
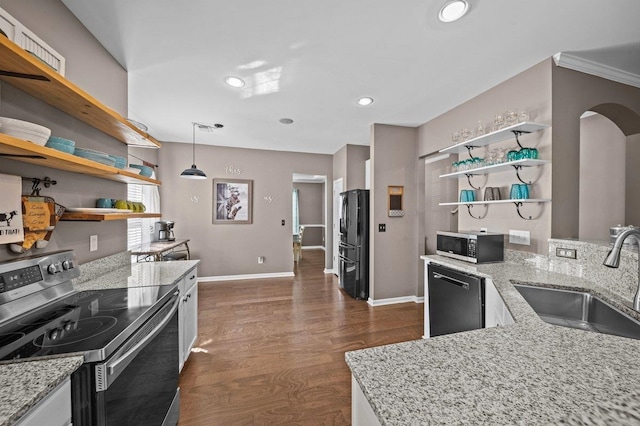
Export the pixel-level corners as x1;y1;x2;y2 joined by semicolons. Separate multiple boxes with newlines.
127;184;144;251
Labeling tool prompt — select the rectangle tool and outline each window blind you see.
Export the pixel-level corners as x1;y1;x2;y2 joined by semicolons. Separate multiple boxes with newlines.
127;184;143;251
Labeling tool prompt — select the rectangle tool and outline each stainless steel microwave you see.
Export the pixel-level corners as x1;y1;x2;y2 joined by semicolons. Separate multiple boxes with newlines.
436;231;504;263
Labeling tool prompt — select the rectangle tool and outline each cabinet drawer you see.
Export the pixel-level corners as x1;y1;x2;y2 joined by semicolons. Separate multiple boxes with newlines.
180;268;198;293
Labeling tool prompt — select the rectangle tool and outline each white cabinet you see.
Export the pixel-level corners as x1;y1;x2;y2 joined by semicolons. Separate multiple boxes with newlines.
351;375;382;426
16;378;71;426
485;278;514;327
179;267;198;372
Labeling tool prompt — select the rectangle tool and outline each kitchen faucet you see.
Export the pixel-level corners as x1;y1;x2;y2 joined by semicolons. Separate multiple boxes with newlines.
603;228;640;311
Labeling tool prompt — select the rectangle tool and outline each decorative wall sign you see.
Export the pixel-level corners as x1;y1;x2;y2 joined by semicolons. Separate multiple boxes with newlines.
225;165;243;175
213;179;253;224
388;185;405;217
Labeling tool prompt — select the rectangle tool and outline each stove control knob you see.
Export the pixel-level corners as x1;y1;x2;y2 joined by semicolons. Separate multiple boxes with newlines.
62;260;72;270
47;263;60;274
49;328;62;340
63;321;73;331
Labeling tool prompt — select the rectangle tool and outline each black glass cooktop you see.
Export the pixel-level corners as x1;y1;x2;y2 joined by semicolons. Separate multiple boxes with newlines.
0;285;176;361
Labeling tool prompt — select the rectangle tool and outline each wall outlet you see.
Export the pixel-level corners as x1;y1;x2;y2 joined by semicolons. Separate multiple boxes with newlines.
508;230;530;245
90;235;98;252
258;256;265;264
556;248;577;259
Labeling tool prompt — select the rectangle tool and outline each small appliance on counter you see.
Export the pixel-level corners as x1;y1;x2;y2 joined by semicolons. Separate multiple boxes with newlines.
436;230;504;263
154;220;176;242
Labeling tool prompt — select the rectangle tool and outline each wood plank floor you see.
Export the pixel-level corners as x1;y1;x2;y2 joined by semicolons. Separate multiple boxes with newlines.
178;249;424;425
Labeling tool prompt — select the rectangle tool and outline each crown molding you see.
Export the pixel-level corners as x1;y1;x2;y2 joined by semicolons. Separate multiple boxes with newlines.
553;52;640;89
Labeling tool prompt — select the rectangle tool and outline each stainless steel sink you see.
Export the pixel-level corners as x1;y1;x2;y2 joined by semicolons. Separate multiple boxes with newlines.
514;284;640;340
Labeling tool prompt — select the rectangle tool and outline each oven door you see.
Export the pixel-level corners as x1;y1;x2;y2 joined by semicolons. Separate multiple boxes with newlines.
72;291;181;426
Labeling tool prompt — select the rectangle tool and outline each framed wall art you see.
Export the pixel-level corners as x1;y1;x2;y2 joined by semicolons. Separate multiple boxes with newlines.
213;179;253;224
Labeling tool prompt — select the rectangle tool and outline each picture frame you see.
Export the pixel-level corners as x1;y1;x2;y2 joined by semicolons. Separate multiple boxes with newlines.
213;179;253;224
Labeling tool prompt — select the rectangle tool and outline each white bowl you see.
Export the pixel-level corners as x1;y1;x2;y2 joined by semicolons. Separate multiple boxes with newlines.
0;117;51;146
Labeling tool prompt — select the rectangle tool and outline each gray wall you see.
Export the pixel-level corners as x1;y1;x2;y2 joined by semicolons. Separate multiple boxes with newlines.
0;0;129;264
418;59;553;254
294;182;324;247
579;113;626;241
370;124;420;300
332;144;370;191
158;142;332;277
551;65;640;240
626;133;640;226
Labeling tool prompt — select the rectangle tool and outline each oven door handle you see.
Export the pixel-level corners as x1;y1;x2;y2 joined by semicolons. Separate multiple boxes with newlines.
102;291;180;386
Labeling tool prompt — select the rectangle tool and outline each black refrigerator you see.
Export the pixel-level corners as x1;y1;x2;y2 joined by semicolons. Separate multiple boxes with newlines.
339;189;369;300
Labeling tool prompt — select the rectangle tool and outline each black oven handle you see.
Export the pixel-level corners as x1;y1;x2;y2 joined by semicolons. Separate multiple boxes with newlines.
100;291;180;389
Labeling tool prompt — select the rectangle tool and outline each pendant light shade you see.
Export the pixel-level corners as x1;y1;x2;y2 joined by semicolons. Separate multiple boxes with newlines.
180;164;207;179
181;122;208;179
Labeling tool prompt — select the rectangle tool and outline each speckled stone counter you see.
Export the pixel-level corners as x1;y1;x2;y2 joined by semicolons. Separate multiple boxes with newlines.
0;356;83;426
346;256;640;425
74;259;200;291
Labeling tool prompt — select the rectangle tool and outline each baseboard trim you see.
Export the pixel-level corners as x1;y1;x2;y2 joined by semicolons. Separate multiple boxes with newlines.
302;246;325;250
367;295;424;306
323;269;336;274
199;272;295;282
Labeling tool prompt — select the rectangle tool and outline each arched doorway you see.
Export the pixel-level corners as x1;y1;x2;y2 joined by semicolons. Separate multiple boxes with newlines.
578;103;640;241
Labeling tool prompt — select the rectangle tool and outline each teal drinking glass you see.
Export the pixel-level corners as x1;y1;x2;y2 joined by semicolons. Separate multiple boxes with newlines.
510;184;522;200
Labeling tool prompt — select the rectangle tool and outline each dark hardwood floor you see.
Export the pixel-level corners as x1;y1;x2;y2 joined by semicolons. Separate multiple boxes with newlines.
178;249;424;425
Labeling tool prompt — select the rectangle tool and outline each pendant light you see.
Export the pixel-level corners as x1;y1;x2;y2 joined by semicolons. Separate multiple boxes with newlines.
180;122;215;179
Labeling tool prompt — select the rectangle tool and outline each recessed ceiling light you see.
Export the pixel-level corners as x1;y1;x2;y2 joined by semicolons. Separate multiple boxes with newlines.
225;76;245;87
357;97;374;106
438;0;469;23
279;118;294;124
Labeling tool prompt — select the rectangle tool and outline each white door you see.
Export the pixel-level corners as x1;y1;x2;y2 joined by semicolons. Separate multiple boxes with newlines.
333;178;343;276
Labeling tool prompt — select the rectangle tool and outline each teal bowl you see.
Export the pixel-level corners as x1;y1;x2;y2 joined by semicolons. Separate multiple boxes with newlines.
47;136;76;147
129;164;153;177
45;140;75;154
108;155;127;169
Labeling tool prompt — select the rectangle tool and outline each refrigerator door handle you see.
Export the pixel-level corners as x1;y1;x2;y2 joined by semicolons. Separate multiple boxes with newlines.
339;254;356;264
433;273;470;290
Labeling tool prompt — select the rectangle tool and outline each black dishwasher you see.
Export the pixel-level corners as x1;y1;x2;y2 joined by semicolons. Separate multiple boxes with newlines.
427;263;485;337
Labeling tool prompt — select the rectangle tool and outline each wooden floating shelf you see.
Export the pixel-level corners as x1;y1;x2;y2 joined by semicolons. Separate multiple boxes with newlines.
0;37;160;148
0;134;161;185
439;122;549;155
61;212;162;221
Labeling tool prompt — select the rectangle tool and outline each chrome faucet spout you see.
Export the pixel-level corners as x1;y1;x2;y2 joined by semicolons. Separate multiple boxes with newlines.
603;228;640;311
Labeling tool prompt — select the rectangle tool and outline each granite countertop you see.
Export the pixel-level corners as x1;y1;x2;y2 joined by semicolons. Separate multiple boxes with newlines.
74;259;200;291
0;258;199;425
0;356;84;426
346;256;640;425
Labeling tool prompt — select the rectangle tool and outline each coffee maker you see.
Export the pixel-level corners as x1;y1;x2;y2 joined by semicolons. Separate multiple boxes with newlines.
154;221;175;242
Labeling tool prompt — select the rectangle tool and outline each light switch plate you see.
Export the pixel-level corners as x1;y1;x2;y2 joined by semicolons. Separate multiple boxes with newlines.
90;234;98;252
509;230;530;245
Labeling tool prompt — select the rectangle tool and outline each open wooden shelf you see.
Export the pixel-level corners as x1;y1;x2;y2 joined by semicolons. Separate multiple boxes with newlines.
439;199;551;206
0;37;160;148
61;212;161;221
0;134;161;185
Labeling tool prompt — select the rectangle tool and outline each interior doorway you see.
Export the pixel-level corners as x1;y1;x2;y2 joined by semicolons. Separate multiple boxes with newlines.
292;174;327;271
333;178;343;277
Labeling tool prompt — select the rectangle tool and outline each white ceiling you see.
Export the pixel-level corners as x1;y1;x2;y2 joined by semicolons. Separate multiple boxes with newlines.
61;0;640;155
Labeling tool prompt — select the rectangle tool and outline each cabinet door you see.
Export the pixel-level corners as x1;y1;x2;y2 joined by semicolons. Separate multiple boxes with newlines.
16;378;71;426
183;282;198;363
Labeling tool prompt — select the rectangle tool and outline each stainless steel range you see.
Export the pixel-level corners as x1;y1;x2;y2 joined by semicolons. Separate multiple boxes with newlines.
0;250;180;426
